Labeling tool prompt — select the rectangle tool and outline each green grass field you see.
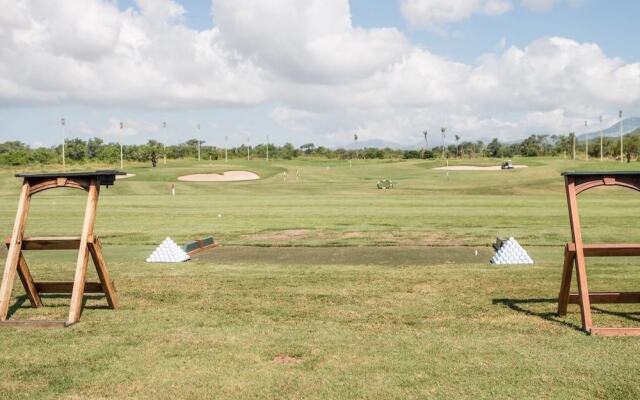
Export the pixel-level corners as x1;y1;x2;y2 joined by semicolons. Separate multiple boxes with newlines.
1;157;640;399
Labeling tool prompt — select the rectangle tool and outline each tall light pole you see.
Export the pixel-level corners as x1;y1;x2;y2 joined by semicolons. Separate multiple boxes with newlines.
247;135;250;160
266;135;269;162
441;127;446;159
60;118;66;171
600;115;603;162
197;123;201;161
619;110;624;163
572;131;576;160
224;135;228;162
354;133;358;160
119;122;124;169
423;130;428;158
162;121;167;165
584;120;588;160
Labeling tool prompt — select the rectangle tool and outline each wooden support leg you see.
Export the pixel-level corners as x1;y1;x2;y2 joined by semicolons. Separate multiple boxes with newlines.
564;177;593;333
574;246;593;332
557;245;575;317
67;180;99;325
89;237;118;309
16;252;42;308
0;181;31;320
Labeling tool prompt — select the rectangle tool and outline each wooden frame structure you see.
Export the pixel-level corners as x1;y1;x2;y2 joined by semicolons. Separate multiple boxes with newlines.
558;171;640;336
0;170;124;327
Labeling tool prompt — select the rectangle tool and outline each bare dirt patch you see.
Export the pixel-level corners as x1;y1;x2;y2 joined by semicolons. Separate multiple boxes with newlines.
178;171;260;182
273;354;303;365
433;165;528;171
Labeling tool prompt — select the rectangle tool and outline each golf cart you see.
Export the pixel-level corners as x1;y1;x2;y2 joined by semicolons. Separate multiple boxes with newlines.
377;179;394;189
501;160;514;170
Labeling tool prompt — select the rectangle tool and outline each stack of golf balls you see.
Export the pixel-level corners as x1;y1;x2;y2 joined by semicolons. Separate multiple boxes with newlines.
146;237;191;263
490;237;533;265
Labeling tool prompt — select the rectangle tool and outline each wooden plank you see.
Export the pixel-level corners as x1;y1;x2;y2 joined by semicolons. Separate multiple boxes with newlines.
67;180;99;325
186;243;221;256
568;292;640;304
4;236;88;251
0;320;67;328
0;181;31;320
89;238;118;309
34;281;106;294
590;327;640;337
16;252;42;308
566;243;640;257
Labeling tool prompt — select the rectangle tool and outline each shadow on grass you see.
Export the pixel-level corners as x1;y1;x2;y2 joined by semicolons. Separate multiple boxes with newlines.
7;294;110;319
492;298;583;333
494;298;640;333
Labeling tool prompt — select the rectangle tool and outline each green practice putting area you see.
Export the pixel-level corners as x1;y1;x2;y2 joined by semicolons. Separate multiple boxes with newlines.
2;158;640;398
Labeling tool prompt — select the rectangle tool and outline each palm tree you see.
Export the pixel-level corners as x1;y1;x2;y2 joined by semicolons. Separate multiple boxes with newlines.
455;134;460;158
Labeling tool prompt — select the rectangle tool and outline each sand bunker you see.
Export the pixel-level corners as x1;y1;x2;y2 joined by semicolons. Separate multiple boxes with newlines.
433;165;528;171
116;173;136;179
178;171;260;182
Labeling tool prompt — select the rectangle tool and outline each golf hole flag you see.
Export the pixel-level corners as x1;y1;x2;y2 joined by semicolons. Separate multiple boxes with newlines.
147;237;191;263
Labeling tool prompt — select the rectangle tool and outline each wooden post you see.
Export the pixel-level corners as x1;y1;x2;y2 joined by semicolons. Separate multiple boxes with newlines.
0;181;31;320
564;176;593;332
67;179;99;325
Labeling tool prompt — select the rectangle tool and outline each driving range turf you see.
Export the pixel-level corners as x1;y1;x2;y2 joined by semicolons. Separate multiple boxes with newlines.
1;158;640;399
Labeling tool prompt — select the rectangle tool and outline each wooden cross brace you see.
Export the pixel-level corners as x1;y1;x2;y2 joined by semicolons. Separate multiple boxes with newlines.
0;172;120;328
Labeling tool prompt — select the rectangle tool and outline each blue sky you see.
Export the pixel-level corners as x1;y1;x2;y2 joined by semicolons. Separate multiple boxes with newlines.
1;0;639;148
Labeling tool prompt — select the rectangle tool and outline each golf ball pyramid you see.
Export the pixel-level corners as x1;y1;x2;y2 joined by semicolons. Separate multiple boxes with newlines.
490;237;534;265
146;237;191;263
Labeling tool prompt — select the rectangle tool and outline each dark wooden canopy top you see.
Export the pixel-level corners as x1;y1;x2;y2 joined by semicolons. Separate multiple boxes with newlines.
15;170;125;186
562;171;640;177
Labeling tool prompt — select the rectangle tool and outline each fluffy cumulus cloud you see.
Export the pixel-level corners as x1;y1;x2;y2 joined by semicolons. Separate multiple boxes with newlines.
0;0;638;145
0;0;266;107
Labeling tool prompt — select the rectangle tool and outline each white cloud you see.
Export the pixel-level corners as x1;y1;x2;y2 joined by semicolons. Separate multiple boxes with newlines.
0;0;638;146
214;0;410;83
400;0;512;28
0;0;266;107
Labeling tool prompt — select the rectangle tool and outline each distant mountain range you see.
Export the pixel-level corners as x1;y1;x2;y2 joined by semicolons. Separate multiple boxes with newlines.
333;118;640;150
581;117;640;140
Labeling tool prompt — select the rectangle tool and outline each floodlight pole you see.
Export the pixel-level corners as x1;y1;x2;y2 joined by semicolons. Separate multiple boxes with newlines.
423;130;428;157
354;133;358;160
266;135;269;162
60;118;66;171
162;121;167;165
441;127;446;159
584;121;588;160
600;115;603;162
572;132;576;160
224;135;228;162
247;136;250;160
197;123;201;161
619;110;624;163
119;122;124;169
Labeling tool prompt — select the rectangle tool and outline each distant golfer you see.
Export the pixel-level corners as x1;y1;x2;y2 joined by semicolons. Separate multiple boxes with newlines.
171;183;176;196
283;171;287;183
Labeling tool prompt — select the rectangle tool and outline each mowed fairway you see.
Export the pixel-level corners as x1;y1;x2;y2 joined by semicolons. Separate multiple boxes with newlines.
1;158;640;399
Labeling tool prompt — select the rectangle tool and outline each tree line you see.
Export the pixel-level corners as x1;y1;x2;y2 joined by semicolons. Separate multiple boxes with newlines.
0;130;639;166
